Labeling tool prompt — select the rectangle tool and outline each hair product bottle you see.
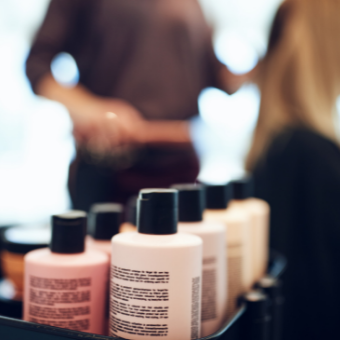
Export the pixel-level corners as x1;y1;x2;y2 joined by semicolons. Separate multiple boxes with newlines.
172;184;227;337
86;203;123;334
203;184;252;319
229;177;270;283
24;211;109;334
110;189;202;340
87;203;123;256
202;184;230;223
120;195;137;233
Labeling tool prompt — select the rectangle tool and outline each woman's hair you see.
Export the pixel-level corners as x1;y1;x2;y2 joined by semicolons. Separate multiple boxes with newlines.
246;0;340;170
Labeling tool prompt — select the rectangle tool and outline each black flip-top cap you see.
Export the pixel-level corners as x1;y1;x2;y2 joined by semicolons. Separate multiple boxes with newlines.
89;203;123;240
205;183;231;209
231;176;254;199
51;211;87;254
170;184;204;222
137;189;178;235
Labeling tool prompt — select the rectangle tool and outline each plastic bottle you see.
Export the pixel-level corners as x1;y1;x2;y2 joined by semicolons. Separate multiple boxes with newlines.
24;211;109;334
229;178;270;283
87;203;123;256
110;189;202;340
203;184;252;319
120;195;138;233
172;183;227;336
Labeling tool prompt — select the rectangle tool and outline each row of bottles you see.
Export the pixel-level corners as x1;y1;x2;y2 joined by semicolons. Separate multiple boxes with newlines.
1;178;269;339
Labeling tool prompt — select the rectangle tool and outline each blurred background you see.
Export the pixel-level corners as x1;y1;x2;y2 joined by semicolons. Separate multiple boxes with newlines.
0;0;282;225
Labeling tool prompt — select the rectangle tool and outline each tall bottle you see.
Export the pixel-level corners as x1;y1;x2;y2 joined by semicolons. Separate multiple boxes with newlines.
120;195;138;233
24;211;109;334
110;189;203;340
203;184;252;319
229;177;270;283
87;203;123;256
172;184;227;337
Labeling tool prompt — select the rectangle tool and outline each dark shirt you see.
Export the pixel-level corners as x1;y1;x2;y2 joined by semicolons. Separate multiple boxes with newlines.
26;0;224;121
253;128;340;340
25;0;224;207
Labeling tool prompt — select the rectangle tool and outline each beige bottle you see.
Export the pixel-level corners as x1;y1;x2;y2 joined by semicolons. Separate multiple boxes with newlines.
110;189;203;340
87;203;123;256
203;184;252;319
229;178;270;283
223;206;252;318
24;211;109;334
172;184;227;337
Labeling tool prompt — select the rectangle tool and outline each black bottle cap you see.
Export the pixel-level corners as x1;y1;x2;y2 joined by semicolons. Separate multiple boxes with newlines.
170;184;204;222
126;195;137;225
2;225;50;254
137;189;178;235
205;183;231;209
50;211;87;254
89;203;123;240
231;176;254;199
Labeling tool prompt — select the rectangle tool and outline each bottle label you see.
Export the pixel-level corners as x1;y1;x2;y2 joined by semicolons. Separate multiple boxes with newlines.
201;257;217;321
27;276;91;331
191;276;200;339
226;244;243;318
110;265;170;337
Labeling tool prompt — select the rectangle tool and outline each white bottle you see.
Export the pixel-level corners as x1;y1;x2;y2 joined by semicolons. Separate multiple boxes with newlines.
24;211;109;334
172;184;227;337
87;203;123;256
203;184;252;319
229;178;270;283
110;189;203;340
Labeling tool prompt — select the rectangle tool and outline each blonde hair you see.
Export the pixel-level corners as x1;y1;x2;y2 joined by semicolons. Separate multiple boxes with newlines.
246;0;340;170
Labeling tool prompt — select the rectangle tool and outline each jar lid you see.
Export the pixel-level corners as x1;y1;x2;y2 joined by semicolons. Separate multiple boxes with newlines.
2;225;51;254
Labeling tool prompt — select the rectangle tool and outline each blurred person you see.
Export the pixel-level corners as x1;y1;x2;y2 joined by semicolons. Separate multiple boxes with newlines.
246;0;340;338
25;0;248;211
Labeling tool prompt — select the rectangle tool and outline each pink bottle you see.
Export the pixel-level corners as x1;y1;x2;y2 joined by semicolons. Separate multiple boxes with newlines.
87;203;123;256
24;211;109;335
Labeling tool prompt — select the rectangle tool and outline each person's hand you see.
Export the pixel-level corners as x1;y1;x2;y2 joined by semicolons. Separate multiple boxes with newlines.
35;74;190;150
70;97;146;155
96;98;147;145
